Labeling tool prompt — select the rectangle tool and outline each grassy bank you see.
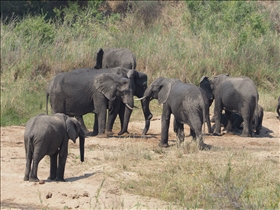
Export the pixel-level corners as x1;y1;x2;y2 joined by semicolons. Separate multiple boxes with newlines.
1;1;279;126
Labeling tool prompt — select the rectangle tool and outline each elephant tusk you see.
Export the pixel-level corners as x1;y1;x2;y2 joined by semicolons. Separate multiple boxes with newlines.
125;104;133;110
135;96;146;101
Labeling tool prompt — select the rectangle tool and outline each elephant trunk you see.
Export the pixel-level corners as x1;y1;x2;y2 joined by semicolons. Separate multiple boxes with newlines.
141;87;153;135
118;106;133;135
79;135;85;162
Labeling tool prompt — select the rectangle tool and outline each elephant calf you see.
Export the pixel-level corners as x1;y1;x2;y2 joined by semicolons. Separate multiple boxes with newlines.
211;104;264;135
24;113;85;182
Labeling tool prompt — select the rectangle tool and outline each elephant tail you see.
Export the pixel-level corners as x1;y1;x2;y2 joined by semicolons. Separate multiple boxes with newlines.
46;92;49;115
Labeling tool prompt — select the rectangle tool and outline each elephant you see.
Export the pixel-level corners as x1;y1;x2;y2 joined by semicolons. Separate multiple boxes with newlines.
200;74;259;137
173;86;213;135
211;103;263;135
277;96;280;119
70;67;147;136
140;77;209;149
94;48;137;70
46;69;135;137
24;113;85;182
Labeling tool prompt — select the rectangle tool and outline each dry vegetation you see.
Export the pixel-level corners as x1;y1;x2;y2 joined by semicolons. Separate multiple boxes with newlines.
1;1;280;209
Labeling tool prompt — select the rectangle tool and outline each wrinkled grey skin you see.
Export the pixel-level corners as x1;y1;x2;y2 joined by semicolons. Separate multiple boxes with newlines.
200;74;258;137
173;86;213;135
277;96;280;119
24;113;85;182
89;68;147;135
94;48;137;70
141;77;209;149
46;69;134;137
69;67;147;136
211;104;263;135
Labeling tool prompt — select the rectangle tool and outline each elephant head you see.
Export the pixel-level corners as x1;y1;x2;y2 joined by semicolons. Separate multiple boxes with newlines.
65;116;85;162
140;77;177;135
199;76;214;106
94;72;134;110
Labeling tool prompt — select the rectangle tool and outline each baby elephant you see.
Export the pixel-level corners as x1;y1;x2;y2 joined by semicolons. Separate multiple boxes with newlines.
24;113;85;182
211;104;264;135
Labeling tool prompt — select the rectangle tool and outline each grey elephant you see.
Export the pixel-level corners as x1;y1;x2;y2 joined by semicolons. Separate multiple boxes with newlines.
94;48;137;70
140;77;208;149
89;67;147;136
200;74;259;137
277;96;280;119
211;103;263;135
24;113;85;182
46;69;135;137
173;86;213;135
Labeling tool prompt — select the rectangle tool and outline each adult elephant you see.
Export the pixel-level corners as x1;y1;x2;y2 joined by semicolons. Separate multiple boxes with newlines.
94;48;136;70
140;77;209;149
46;69;134;137
24;113;85;182
69;67;147;135
200;74;259;137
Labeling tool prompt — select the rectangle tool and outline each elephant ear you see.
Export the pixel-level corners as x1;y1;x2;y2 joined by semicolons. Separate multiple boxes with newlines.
66;118;79;143
94;73;118;101
158;79;172;105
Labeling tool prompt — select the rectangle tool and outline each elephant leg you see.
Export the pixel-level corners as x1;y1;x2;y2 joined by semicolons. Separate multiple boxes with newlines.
225;110;233;134
159;105;171;147
213;101;222;136
75;116;90;136
118;104;132;135
92;114;98;136
97;110;107;137
174;120;185;148
190;129;196;141
106;100;120;135
48;151;58;180
56;149;68;182
29;153;44;182
241;117;252;137
24;151;32;181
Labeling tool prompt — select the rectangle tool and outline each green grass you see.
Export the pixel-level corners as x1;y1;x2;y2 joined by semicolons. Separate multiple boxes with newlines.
1;1;279;126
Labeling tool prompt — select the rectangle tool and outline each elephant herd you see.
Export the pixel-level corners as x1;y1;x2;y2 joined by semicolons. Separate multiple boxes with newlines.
24;47;277;182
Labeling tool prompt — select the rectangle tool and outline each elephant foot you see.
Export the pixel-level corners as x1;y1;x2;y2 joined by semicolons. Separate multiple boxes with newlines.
23;176;29;181
240;132;252;137
118;130;129;136
213;132;222;136
48;176;56;181
55;177;65;182
29;177;40;182
106;131;114;136
97;133;108;138
158;142;169;148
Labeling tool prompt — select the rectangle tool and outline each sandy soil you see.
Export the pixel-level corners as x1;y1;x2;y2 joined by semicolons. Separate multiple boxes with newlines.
1;112;279;209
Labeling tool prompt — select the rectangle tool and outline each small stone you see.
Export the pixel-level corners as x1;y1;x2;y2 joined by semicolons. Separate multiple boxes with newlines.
62;193;67;197
61;201;66;204
83;192;89;197
39;180;45;184
46;192;52;199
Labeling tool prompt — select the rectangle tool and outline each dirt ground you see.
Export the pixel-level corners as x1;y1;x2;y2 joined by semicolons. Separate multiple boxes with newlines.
1;112;279;209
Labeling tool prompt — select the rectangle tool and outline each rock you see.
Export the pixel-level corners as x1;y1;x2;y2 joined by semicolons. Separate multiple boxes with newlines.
39;180;45;184
46;192;52;199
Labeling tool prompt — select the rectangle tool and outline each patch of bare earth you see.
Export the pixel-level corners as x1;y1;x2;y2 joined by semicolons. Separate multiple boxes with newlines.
1;112;279;209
